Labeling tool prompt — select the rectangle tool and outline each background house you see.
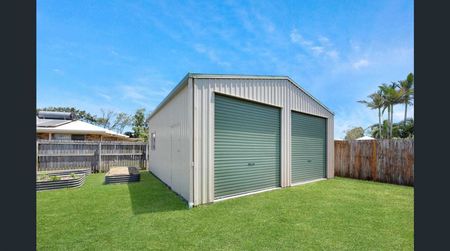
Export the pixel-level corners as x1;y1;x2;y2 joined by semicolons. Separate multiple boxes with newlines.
36;111;134;141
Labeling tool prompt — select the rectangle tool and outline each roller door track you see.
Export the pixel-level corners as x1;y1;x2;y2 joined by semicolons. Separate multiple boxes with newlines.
291;111;327;184
214;94;281;199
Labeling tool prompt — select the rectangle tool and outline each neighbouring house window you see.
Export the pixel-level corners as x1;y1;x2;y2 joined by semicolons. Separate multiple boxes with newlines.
52;133;71;141
151;132;156;150
36;133;50;140
71;134;86;141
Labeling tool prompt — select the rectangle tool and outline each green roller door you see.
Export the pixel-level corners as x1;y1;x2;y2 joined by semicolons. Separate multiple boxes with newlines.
291;111;327;183
214;94;281;199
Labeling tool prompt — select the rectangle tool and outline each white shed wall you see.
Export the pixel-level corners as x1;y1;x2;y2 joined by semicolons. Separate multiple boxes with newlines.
192;77;334;205
148;84;192;202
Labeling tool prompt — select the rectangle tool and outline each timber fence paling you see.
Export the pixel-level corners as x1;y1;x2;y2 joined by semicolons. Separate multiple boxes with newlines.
37;140;148;173
334;139;414;186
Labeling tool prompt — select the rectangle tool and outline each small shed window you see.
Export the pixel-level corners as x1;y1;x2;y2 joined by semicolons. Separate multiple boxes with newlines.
151;132;156;150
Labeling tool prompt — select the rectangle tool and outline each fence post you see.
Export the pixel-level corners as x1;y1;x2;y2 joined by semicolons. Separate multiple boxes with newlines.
146;143;149;170
98;142;102;172
36;141;39;172
142;143;147;170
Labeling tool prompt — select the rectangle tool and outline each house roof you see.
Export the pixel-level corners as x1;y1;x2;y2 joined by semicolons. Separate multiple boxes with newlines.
356;136;376;140
37;118;72;127
148;73;334;120
37;119;130;139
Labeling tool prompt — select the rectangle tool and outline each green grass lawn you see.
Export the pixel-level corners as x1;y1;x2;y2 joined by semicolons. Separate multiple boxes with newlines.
37;172;413;250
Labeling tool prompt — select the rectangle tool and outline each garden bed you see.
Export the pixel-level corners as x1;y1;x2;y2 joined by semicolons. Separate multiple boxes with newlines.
36;173;86;191
105;166;140;184
37;168;91;176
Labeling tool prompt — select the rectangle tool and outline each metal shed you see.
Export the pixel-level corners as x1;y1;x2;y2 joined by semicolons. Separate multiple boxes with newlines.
148;73;334;207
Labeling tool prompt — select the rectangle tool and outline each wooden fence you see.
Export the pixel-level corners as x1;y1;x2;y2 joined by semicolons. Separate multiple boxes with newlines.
37;140;148;173
334;139;414;186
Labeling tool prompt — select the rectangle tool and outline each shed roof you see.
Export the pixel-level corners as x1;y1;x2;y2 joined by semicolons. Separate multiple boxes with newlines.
148;73;334;120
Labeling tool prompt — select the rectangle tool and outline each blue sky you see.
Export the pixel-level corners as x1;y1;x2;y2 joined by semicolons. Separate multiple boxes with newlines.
37;0;414;138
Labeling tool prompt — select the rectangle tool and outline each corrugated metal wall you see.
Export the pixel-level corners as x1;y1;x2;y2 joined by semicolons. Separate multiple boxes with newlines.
193;77;334;205
148;84;192;202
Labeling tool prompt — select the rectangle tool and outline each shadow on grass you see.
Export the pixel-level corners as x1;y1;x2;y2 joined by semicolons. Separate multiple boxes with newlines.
127;171;188;215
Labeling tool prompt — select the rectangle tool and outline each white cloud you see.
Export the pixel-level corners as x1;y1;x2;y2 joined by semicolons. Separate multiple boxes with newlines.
194;44;231;68
318;35;331;46
97;93;112;101
116;73;175;109
290;29;339;60
266;22;275;33
334;105;379;139
232;7;255;33
52;68;64;75
290;29;313;46
350;40;361;51
393;106;414;121
311;46;325;55
254;12;276;33
326;50;339;59
352;59;370;69
120;85;147;101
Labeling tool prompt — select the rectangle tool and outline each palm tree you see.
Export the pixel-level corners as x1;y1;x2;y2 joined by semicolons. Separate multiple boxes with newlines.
379;83;402;138
369;120;389;139
369;118;414;139
358;90;384;139
398;73;414;127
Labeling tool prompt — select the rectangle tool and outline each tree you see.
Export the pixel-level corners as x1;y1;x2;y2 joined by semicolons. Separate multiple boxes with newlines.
369;118;414;139
358;90;384;139
344;127;365;140
36;107;96;123
93;110;132;133
110;112;132;134
131;108;149;141
397;118;414;138
379;83;402;138
94;109;115;129
359;74;414;139
369;120;389;139
398;73;414;127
